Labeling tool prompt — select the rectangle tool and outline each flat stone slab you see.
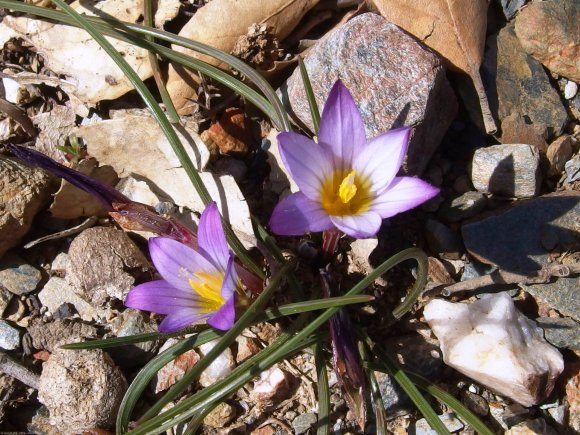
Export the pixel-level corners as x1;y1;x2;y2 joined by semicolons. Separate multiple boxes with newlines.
462;192;580;273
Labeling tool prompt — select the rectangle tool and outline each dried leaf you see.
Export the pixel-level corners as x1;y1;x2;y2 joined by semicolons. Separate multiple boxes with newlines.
167;0;320;114
369;0;496;133
0;0;155;105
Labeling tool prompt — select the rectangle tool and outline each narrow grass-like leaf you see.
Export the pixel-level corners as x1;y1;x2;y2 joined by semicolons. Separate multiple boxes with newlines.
45;0;262;279
143;0;179;123
298;57;320;134
314;340;330;435
405;371;494;435
0;1;291;131
359;341;388;435
362;333;450;435
63;295;371;350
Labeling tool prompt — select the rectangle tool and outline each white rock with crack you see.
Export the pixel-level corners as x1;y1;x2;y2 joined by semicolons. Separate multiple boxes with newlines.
424;293;564;406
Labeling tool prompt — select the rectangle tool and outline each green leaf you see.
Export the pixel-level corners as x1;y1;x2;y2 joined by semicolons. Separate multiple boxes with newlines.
62;294;372;349
298;57;320;134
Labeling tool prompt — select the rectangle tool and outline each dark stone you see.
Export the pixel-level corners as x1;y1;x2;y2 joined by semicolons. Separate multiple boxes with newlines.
425;219;464;259
536;317;580;351
462;192;580;273
438;191;488;223
281;13;457;176
524;277;580;322
483;24;568;141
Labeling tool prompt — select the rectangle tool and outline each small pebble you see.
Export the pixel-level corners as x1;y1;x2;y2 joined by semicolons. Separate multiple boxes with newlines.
198;340;235;388
292;412;318;435
414;413;464;434
0;253;42;295
564;81;579;100
565;154;580;183
0;320;21;350
438;191;487;223
203;402;235;428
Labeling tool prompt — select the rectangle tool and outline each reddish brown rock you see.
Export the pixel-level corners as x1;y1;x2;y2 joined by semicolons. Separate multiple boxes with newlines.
281;13;457;175
515;0;580;82
202;107;256;156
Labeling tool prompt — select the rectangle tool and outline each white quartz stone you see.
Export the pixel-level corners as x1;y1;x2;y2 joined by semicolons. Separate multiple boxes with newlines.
424;293;564;406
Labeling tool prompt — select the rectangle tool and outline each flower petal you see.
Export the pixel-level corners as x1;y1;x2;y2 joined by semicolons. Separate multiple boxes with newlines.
330;212;382;238
277;132;334;201
149;237;217;292
125;280;202;314
353;127;411;192
197;202;229;271
220;255;238;301
207;295;235;330
269;192;333;235
371;177;440;219
318;80;366;170
158;309;211;333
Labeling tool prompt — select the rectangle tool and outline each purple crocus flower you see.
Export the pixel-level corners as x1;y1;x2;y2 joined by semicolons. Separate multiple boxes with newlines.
125;202;238;332
269;80;439;238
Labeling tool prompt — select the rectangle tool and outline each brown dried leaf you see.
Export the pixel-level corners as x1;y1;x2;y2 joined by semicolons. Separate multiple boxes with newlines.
166;0;320;114
49;159;119;219
369;0;496;133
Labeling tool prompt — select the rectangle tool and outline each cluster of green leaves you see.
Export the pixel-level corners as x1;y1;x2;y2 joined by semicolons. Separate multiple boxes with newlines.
0;2;494;434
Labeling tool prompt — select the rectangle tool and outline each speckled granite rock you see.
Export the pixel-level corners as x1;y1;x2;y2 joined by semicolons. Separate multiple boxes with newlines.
281;12;457;175
471;144;541;198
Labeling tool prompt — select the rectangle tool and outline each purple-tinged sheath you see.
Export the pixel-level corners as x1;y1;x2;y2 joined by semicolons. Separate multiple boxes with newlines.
125;202;239;332
269;80;439;239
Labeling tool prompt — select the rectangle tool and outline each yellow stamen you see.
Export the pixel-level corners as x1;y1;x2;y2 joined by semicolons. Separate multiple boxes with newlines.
338;170;358;203
189;271;225;313
320;168;372;216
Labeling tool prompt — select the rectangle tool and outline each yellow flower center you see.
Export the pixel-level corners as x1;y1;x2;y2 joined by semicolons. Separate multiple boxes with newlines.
189;271;225;313
320;169;372;216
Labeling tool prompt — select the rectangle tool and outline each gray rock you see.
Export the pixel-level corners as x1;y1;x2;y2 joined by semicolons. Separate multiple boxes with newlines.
66;227;151;306
0;320;21;350
414;412;464;435
462;192;580;273
38;348;127;432
0;253;42;295
38;276;97;322
281;13;457;176
471;144;541;198
483;24;568;141
547;405;567;425
0;156;52;259
461;390;489;417
424;219;464;260
107;309;158;368
292;412;318;435
374;370;408;411
461;260;497;282
536;317;580;351
27;318;97;352
438;191;488;223
565;153;580;183
489;402;530;430
524;278;580;322
0;287;12;317
500;0;527;19
515;0;580;82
